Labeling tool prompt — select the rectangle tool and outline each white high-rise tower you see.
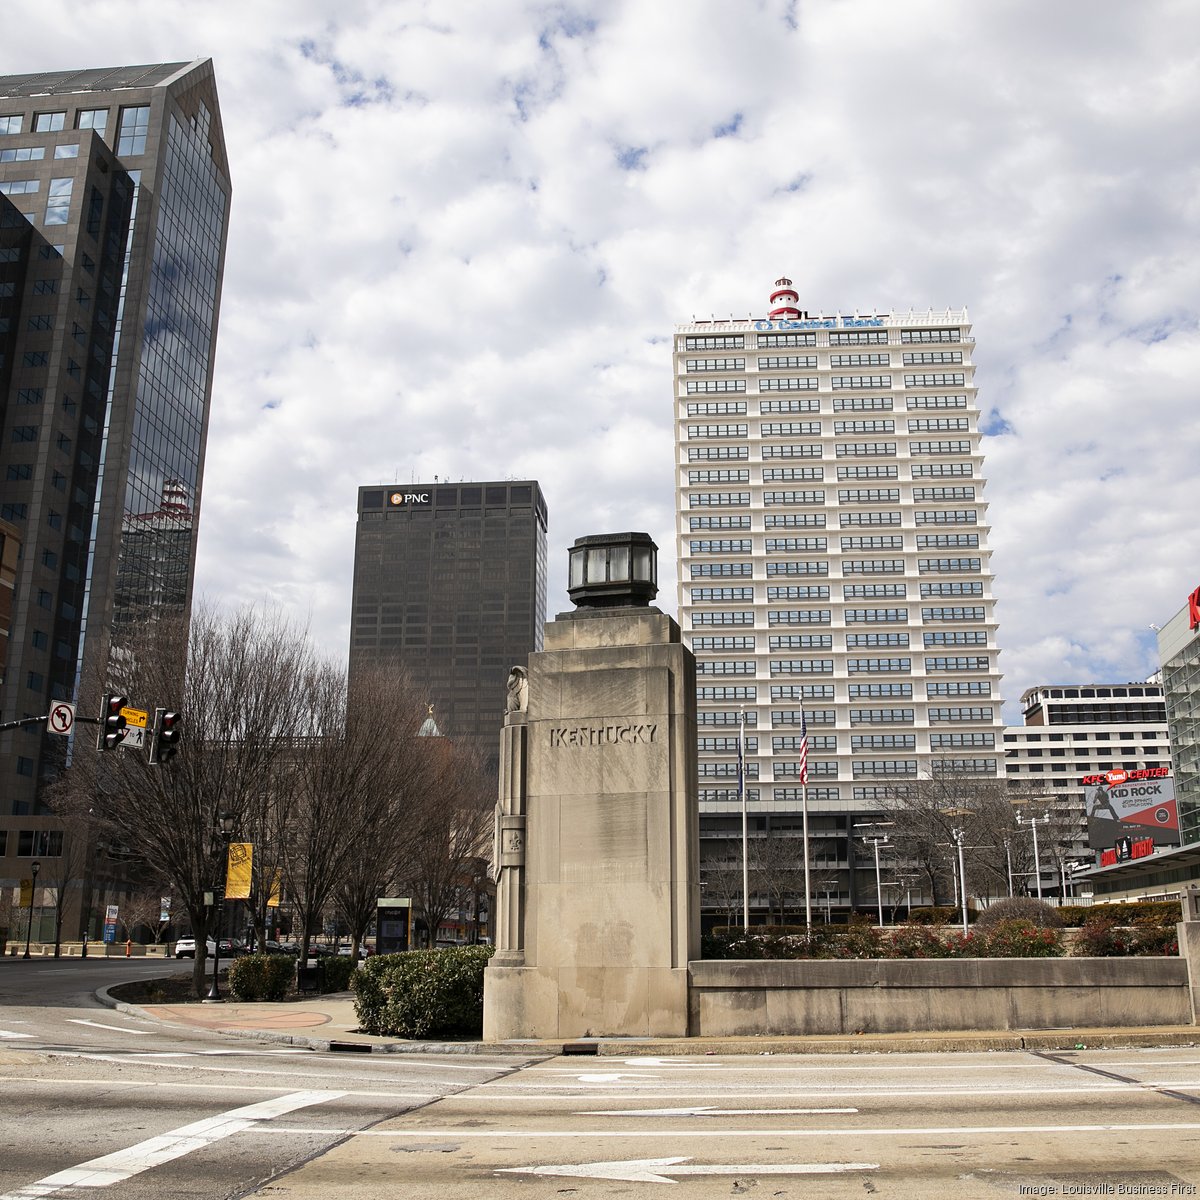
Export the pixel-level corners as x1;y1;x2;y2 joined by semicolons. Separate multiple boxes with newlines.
674;278;1004;919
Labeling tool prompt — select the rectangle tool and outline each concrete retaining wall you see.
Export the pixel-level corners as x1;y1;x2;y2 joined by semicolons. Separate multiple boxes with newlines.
689;957;1191;1036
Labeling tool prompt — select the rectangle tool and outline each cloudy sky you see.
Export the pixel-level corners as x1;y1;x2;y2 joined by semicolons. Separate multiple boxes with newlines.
4;0;1198;721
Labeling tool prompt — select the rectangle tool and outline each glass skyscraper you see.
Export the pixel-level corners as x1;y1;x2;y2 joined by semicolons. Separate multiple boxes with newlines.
0;60;231;820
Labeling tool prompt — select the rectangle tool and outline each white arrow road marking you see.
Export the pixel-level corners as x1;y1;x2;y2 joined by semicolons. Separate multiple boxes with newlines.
573;1072;656;1083
0;1029;34;1040
582;1105;858;1116
67;1019;153;1036
498;1156;879;1183
619;1058;716;1067
0;1089;344;1200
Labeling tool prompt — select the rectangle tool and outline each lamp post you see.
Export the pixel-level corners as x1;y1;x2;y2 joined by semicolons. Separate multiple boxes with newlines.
817;878;838;924
22;860;41;959
204;812;236;1003
854;824;891;928
951;829;969;934
1003;837;1015;898
1015;811;1050;900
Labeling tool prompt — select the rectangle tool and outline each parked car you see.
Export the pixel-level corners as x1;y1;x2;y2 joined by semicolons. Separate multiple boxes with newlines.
174;936;214;959
336;943;369;959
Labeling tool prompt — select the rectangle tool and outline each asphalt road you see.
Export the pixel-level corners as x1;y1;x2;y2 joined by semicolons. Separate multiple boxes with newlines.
0;957;541;1200
3;957;1200;1199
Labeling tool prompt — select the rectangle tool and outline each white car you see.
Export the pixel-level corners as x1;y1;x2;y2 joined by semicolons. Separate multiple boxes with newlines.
173;936;213;959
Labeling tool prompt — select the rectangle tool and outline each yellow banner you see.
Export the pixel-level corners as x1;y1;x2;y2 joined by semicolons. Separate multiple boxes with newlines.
267;868;282;909
18;879;32;908
225;843;252;900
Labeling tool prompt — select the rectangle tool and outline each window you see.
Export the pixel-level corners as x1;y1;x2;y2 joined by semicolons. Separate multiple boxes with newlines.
919;558;982;573
686;357;745;372
770;659;834;675
914;487;976;502
760;376;818;391
690;515;751;530
765;513;826;528
769;609;831;625
847;632;909;648
34;111;67;132
924;630;988;646
77;108;109;133
0;114;24;134
839;488;900;503
764;466;824;480
846;608;908;623
912;462;973;477
928;681;991;696
841;535;903;550
832;375;891;389
691;562;753;577
922;606;986;621
834;396;893;412
688;423;747;438
766;537;827;552
117;105;151;155
766;561;828;576
6;464;32;480
688;445;749;460
838;465;898;480
1;503;28;520
847;657;911;673
692;587;754;601
757;331;817;347
830;353;890;367
841;511;901;526
687;401;747;416
760;397;820;413
761;422;820;436
764;490;825;504
829;330;888;345
767;585;829;600
836;442;896;457
759;355;817;369
843;559;905;574
849;683;912;698
693;638;755;653
685;335;744;350
0;179;40;195
770;634;833;650
903;351;964;365
852;734;916;750
908;394;968;409
771;684;835;700
53;144;80;159
17;388;44;404
901;329;961;343
835;419;894;434
44;177;73;225
904;373;966;387
762;445;822;459
917;533;980;548
850;708;915;724
844;583;906;598
691;610;754;625
688;469;749;483
687;379;746;394
27;314;54;331
11;425;39;442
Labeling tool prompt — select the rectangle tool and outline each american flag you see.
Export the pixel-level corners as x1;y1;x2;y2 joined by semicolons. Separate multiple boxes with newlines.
798;708;809;785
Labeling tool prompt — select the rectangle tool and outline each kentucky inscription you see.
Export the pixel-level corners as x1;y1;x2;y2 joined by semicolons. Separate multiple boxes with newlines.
549;723;658;748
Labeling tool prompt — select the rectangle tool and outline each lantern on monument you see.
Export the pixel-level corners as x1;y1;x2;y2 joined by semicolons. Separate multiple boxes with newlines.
566;532;658;609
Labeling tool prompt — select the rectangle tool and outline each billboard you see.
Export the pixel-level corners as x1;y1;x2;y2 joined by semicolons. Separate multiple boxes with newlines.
1084;767;1178;849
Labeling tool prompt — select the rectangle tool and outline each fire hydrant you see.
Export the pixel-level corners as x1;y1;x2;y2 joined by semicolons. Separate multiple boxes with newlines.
125;939;132;957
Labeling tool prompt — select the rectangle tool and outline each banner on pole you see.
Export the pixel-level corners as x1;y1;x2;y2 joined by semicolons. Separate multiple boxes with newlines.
225;843;253;900
267;868;282;909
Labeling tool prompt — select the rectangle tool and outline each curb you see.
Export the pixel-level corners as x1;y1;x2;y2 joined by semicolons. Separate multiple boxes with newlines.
96;985;1199;1059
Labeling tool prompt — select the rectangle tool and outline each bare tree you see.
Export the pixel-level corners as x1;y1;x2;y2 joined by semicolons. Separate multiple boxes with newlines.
396;738;493;948
55;606;320;995
750;834;807;924
700;855;746;927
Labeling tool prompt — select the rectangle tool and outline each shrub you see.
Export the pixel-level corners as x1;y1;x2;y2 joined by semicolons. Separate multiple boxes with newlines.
1131;925;1178;956
353;946;493;1038
318;954;358;994
973;919;1064;958
834;921;885;959
1072;917;1136;957
975;898;1063;931
228;953;295;1001
886;926;960;959
1059;901;1181;928
906;906;957;925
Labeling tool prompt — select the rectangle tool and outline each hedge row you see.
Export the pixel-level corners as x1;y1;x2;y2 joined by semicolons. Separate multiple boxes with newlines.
703;916;1180;961
226;952;360;1001
353;946;493;1038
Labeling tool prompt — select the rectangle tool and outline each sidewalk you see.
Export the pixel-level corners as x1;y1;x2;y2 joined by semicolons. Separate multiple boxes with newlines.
98;986;1200;1057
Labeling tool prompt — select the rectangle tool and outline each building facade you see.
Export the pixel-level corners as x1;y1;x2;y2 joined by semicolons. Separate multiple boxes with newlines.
1158;583;1200;846
1002;682;1174;889
673;278;1004;921
0;62;231;921
349;482;549;759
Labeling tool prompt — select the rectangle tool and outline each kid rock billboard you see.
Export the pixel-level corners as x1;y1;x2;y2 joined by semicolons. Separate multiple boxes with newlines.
1084;767;1178;849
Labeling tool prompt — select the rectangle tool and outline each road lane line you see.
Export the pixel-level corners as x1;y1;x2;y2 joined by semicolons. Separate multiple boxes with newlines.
66;1019;153;1036
500;1156;879;1182
0;1089;345;1200
581;1105;859;1116
255;1121;1200;1139
0;1030;34;1040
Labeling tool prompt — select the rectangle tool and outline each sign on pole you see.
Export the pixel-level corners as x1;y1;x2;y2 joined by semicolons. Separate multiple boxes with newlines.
47;702;75;736
120;706;148;729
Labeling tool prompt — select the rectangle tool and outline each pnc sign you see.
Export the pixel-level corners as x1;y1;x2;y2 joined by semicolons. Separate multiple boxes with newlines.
388;491;431;507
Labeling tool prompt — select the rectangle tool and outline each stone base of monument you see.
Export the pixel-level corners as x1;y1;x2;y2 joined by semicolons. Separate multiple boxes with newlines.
483;602;700;1042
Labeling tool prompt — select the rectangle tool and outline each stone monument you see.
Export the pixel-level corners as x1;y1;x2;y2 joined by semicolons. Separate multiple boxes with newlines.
483;532;700;1040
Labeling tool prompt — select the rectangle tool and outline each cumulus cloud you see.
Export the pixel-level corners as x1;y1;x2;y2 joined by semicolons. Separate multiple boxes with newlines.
4;0;1198;719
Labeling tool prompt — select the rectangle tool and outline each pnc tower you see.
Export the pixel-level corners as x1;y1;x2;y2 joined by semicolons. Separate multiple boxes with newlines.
349;481;549;762
674;278;1004;918
0;61;231;819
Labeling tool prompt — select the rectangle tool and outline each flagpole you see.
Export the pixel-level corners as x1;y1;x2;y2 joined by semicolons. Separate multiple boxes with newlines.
739;704;749;932
800;703;812;930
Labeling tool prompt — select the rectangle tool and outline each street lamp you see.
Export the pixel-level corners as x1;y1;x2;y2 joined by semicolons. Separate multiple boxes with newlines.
854;824;891;928
204;812;236;1003
1015;811;1050;901
817;878;838;924
950;828;969;934
22;860;41;959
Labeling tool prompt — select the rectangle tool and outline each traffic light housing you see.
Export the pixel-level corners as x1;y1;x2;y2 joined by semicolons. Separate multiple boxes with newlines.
148;707;181;765
97;692;128;752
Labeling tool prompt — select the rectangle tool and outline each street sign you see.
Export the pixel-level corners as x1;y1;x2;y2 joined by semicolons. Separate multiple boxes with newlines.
120;706;148;728
121;727;146;750
47;702;75;736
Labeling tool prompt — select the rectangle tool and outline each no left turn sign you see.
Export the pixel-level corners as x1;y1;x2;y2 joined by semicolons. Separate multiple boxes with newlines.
48;702;75;735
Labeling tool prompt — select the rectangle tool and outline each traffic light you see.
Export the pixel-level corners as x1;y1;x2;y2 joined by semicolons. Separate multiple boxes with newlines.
148;707;181;765
97;692;128;752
